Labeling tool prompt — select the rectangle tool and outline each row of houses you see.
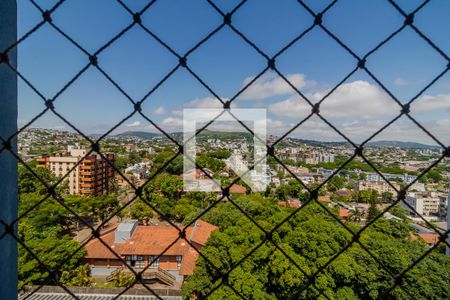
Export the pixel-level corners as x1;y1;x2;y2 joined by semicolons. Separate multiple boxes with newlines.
278;148;335;164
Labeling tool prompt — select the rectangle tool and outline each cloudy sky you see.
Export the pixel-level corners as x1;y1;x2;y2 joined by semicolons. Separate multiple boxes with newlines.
16;0;450;145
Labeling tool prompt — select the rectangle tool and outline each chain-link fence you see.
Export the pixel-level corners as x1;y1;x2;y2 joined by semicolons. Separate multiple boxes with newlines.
1;0;449;299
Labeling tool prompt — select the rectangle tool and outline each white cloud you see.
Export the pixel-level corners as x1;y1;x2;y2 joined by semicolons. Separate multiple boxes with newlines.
239;72;309;100
164;77;450;143
394;78;410;86
185;97;232;108
172;110;183;117
125;121;141;128
268;96;311;119
154;106;165;115
280;114;450;145
412;94;450;113
436;118;450;126
269;80;399;119
161;117;183;128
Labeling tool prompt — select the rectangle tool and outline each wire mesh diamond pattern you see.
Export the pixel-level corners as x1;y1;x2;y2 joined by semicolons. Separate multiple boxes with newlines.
1;0;449;299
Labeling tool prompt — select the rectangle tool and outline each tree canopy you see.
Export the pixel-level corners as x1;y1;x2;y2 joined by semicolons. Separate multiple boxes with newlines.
183;195;450;299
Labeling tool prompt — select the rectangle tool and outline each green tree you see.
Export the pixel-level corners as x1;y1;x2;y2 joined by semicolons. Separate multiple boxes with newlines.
60;264;93;287
381;191;393;202
183;195;450;299
129;198;155;220
327;175;345;192
18;163;57;195
18;220;85;288
110;270;135;287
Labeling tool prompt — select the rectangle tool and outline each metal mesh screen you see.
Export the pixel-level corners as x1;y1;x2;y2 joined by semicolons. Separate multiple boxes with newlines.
1;0;449;299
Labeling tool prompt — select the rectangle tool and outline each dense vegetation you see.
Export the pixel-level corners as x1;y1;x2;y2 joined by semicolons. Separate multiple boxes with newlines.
18;165;118;288
183;194;450;299
17;160;450;299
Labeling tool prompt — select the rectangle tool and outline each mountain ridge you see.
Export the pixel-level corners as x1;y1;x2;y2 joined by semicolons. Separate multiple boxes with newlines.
112;130;439;149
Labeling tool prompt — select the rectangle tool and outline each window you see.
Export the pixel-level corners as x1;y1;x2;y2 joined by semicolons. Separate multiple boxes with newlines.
125;255;144;268
148;255;159;268
135;256;145;268
176;255;182;269
125;255;134;267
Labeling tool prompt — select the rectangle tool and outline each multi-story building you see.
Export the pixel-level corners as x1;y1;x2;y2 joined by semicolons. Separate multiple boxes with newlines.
403;191;442;216
279;147;335;164
37;146;114;195
363;172;417;184
356;180;400;195
225;151;248;175
438;193;448;218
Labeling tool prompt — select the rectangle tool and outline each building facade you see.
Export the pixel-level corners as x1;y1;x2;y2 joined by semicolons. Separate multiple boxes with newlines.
37;147;114;195
403;191;442;216
85;219;218;286
356;180;400;195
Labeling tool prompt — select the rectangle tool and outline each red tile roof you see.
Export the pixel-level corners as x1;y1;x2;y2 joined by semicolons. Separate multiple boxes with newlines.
85;220;218;275
318;196;331;203
277;200;301;209
85;228;123;260
179;248;199;276
229;184;247;194
417;233;439;245
121;226;189;255
339;208;349;218
189;220;219;246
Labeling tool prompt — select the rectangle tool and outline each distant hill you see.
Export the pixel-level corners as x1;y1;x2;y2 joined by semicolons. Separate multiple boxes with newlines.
288;137;438;149
170;130;253;143
194;130;253;141
287;137;350;148
114;130;253;142
115;131;161;139
93;129;440;150
366;140;439;149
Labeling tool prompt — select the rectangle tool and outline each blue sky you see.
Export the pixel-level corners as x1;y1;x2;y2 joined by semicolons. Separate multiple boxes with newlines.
16;0;450;144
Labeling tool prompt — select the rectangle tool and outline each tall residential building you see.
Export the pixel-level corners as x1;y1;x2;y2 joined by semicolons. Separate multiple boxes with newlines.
403;191;442;216
37;146;115;196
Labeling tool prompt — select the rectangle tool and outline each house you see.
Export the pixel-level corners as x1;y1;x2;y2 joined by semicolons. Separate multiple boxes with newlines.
336;189;352;198
339;208;349;220
318;196;331;203
85;219;218;287
229;184;247;194
417;233;439;245
181;168;220;192
277;199;301;209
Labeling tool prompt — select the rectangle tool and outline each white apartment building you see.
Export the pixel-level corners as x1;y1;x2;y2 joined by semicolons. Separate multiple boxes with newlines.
402;192;442;216
356;180;400;195
225;152;248;175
